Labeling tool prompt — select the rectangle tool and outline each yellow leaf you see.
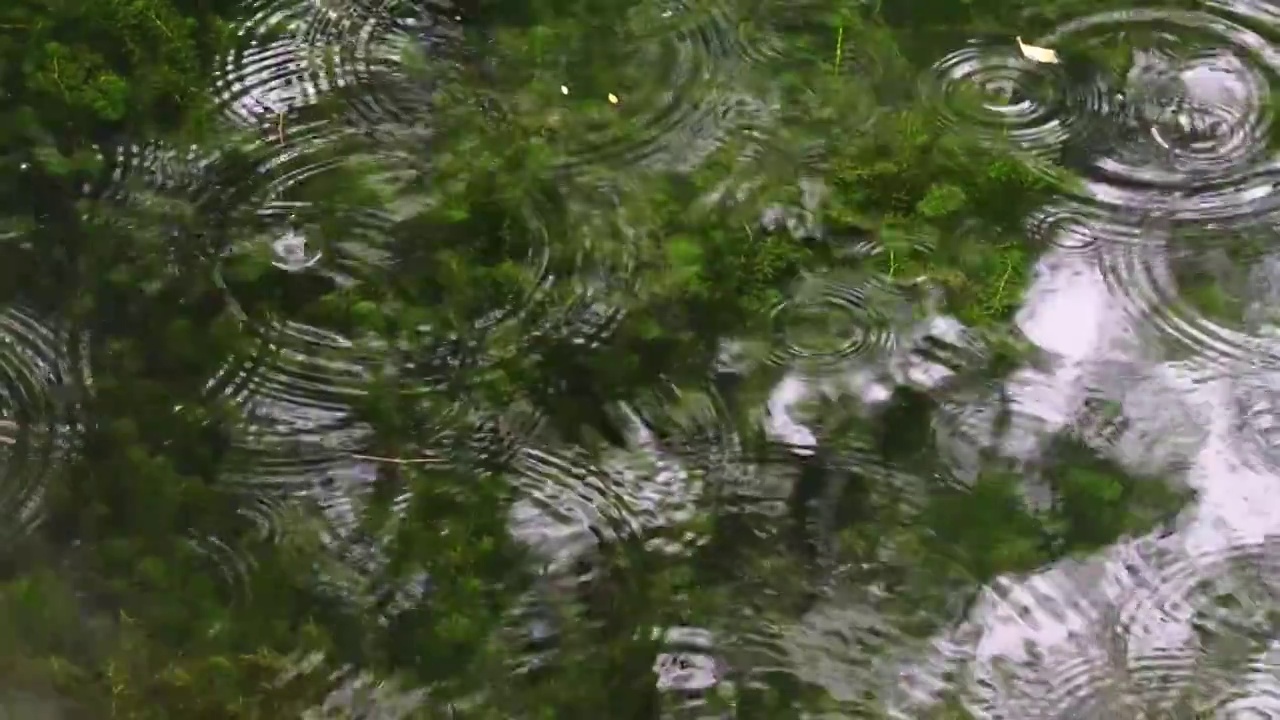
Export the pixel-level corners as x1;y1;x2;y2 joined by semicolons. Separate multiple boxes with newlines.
1016;36;1060;64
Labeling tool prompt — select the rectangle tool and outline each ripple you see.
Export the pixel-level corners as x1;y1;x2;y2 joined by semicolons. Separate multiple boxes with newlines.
933;367;1072;471
291;0;457;129
306;666;430;717
1204;689;1280;719
507;443;650;573
489;0;750;172
1027;652;1140;719
197;137;581;506
624;383;763;526
0;306;87;542
197;115;437;495
476;191;640;367
506;392;721;573
99;135;424;498
220;199;398;288
653;626;723;693
1038;8;1280;219
87;143;223;290
98;142;219;202
91;136;405;521
1096;225;1280;369
185;533;258;598
777;586;940;715
237;494;294;544
1107;536;1280;717
1234;372;1280;471
210;315;475;501
928;41;1096;161
98;117;393;240
216;32;335;130
962;537;1280;718
213;331;375;502
216;0;453;134
769;273;896;370
1026;204;1099;253
227;322;370;427
207;188;406;421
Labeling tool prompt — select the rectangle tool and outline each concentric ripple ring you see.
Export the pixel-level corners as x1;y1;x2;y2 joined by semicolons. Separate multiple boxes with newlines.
769;274;895;369
1040;8;1280;220
486;0;751;172
0;306;88;542
928;41;1090;161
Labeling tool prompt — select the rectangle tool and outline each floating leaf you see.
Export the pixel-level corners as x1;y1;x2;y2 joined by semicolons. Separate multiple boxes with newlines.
1016;36;1060;64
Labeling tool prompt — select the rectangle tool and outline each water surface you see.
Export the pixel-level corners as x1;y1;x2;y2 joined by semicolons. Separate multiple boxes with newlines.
8;0;1280;717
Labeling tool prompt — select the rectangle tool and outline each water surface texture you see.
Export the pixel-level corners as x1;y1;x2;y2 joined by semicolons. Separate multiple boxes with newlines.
9;0;1280;717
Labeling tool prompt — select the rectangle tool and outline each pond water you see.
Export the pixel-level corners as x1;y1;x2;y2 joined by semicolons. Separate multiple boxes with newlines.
8;0;1280;717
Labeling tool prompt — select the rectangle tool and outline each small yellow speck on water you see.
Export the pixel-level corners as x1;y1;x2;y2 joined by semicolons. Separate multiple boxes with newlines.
1015;36;1060;64
560;85;569;95
607;93;619;104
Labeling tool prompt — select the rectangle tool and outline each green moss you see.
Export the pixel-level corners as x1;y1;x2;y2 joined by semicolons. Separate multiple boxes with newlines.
1043;436;1192;555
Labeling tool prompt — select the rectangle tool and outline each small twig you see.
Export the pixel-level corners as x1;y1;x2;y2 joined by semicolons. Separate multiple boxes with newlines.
277;111;285;142
993;257;1014;305
833;24;844;74
147;10;175;39
51;57;69;97
350;453;440;465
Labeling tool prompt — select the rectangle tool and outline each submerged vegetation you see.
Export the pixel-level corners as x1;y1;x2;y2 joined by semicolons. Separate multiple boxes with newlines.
0;0;1248;715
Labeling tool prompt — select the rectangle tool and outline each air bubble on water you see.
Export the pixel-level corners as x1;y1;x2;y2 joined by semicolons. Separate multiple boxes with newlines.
271;228;322;271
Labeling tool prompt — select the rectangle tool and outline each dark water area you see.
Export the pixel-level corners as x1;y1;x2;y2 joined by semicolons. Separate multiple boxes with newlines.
6;0;1280;717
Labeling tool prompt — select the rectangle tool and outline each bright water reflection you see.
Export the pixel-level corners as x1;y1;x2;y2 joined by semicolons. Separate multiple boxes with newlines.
880;8;1280;713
